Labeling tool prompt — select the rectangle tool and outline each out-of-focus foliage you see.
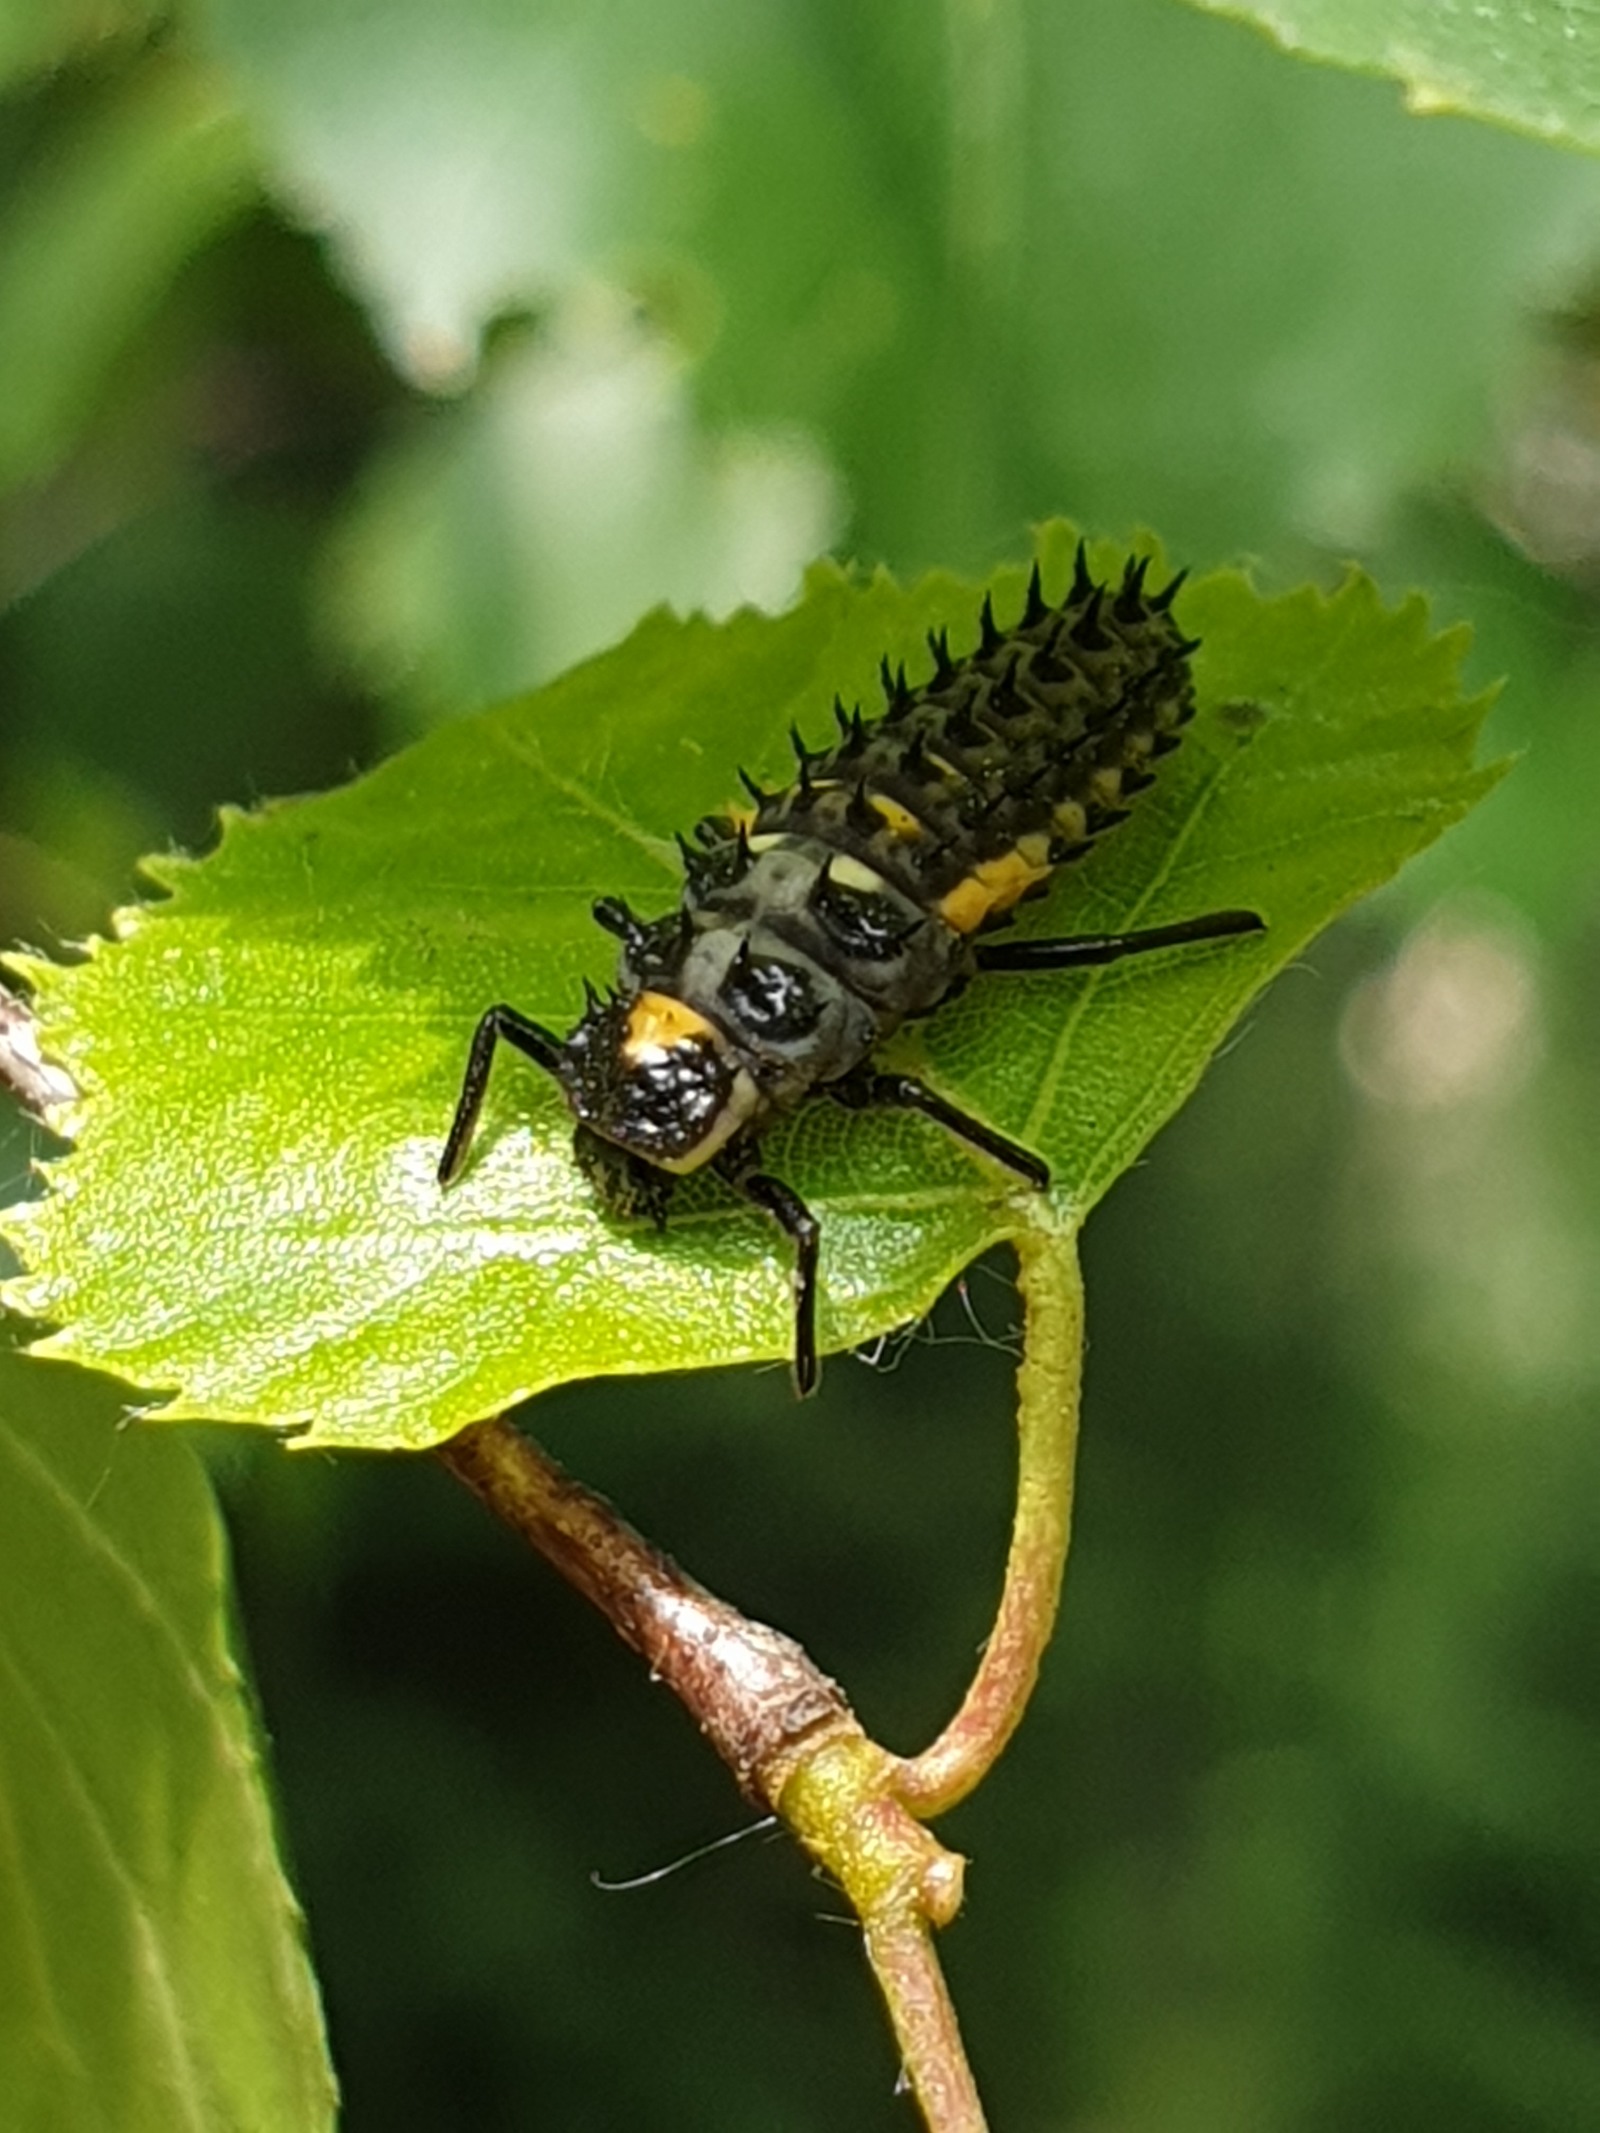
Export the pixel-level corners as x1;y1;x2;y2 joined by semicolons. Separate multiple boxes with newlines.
1;0;1599;2128
0;69;249;497
0;1328;335;2129
202;0;1600;721
0;0;161;94
1178;0;1600;155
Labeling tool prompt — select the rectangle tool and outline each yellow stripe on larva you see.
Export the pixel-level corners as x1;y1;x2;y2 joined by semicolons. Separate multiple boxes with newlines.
936;836;1053;934
867;791;926;841
623;991;719;1058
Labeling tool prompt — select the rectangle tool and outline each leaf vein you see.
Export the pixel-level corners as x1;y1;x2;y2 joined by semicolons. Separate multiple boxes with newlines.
485;725;681;877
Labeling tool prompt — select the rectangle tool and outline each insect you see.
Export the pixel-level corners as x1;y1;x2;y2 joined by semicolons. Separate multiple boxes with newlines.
439;546;1264;1393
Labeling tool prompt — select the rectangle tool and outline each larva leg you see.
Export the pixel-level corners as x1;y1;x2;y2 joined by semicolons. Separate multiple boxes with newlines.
438;1005;566;1186
730;1168;823;1397
828;1071;1049;1191
974;909;1263;974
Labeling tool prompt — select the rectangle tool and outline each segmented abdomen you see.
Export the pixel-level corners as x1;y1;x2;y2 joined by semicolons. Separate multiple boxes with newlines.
717;548;1197;940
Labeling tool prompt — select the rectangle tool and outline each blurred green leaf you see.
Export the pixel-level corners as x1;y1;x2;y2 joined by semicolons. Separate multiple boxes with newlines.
324;312;843;727
0;527;1497;1447
0;62;253;497
0;0;162;93
1009;0;1600;566
195;0;720;385
1175;0;1600;154
0;1331;335;2130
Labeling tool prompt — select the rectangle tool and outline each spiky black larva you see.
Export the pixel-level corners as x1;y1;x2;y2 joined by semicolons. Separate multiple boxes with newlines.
438;545;1263;1395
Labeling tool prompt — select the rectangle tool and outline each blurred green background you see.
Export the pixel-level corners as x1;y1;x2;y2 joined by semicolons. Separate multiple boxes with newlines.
3;1;1599;2127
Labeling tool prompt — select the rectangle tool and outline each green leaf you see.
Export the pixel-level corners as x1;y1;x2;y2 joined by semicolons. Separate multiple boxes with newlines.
0;528;1499;1449
0;1331;336;2129
1175;0;1600;155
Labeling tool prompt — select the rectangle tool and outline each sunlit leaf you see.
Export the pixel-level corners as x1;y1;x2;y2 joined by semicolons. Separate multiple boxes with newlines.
0;528;1499;1448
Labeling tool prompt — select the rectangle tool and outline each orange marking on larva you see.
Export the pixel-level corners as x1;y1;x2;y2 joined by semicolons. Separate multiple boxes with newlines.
623;991;718;1058
868;791;925;840
937;838;1053;934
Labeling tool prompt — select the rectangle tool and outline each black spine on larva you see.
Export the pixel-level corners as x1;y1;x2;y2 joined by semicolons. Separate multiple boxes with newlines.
753;550;1197;905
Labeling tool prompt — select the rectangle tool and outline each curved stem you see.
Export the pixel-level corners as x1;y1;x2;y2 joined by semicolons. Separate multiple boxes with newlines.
891;1202;1083;1816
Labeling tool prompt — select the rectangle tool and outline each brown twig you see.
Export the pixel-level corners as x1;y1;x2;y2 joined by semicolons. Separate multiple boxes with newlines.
438;1416;988;2132
0;980;76;1119
438;1416;849;1796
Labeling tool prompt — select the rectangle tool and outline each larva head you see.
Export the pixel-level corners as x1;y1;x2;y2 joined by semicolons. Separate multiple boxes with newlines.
557;985;760;1174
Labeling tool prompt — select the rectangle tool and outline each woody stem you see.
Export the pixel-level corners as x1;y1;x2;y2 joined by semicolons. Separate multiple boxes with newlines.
438;1416;989;2133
